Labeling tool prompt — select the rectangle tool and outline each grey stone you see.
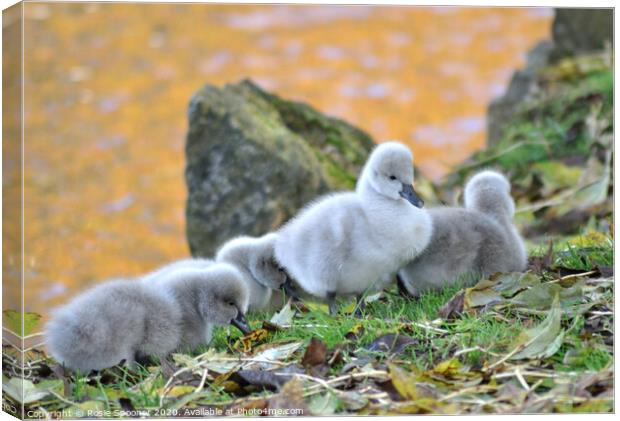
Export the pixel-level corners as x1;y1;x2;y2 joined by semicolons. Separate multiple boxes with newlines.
551;8;613;61
487;41;553;146
486;8;613;147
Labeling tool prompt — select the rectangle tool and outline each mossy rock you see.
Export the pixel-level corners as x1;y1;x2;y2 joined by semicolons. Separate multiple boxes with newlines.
185;79;375;256
439;54;613;238
551;9;613;61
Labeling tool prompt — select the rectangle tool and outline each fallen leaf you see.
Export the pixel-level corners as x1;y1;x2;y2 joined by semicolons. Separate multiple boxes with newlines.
509;295;564;360
308;392;339;415
528;240;554;275
345;324;365;341
491;272;541;297
268;377;308;415
301;337;327;368
233;329;269;353
338;390;368;410
228;364;305;392
388;364;418;401
510;282;583;309
270;301;296;326
2;377;53;404
464;272;543;309
175;349;242;374
430;359;462;378
63;400;105;418
438;291;465;319
163;385;196;397
366;334;417;356
532;161;583;196
304;302;330;314
252;341;304;370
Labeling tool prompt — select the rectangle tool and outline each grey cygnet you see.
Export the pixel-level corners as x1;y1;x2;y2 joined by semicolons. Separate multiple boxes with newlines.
215;233;288;312
397;170;527;297
45;263;249;373
274;141;432;315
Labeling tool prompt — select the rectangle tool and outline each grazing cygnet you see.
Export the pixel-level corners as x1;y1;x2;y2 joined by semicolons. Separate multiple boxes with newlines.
45;263;249;373
148;263;250;350
215;233;288;311
274;141;432;315
397;170;527;297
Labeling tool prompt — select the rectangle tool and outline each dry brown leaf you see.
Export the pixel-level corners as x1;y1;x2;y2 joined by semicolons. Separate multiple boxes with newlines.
301;337;327;368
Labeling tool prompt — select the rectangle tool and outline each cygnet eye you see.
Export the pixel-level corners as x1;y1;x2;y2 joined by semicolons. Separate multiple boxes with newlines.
227;301;235;306
389;175;397;180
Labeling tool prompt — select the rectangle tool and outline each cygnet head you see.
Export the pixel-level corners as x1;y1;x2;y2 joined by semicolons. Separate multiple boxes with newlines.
358;141;424;207
199;264;251;334
248;234;288;290
464;170;515;217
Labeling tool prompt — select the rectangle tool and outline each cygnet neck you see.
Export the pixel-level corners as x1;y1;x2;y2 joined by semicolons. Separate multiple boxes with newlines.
356;175;397;206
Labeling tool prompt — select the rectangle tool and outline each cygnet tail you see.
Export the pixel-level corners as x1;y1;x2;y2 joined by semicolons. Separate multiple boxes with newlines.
463;170;515;223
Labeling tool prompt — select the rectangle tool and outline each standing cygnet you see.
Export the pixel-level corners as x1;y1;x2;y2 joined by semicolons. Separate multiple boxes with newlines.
215;233;289;312
45;263;249;373
397;170;527;297
274;141;432;315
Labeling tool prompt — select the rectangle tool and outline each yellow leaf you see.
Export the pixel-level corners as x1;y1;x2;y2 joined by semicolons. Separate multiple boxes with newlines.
163;385;196;397
233;328;269;353
304;302;330;314
431;359;461;377
388;364;418;401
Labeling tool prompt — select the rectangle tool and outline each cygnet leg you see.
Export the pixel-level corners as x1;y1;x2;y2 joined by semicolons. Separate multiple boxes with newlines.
327;292;338;316
396;273;412;298
122;355;138;371
134;352;154;368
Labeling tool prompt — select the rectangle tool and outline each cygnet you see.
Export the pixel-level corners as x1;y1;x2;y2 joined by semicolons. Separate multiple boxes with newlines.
397;170;527;297
274;141;432;314
215;233;289;312
45;263;249;373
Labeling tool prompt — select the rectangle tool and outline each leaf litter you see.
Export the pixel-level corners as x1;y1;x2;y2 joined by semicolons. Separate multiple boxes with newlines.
3;234;613;416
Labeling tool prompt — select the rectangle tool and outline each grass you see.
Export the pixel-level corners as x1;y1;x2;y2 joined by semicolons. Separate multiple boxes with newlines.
1;234;612;417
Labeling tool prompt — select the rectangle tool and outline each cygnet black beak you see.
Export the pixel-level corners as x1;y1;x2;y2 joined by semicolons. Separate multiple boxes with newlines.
400;183;424;208
231;311;251;335
282;277;300;300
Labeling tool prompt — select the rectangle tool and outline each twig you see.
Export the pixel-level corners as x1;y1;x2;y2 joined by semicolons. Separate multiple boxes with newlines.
454;346;499;357
284;372;344;396
548;270;598;284
194;368;209;394
49;390;79;406
278;369;389;397
589;311;613;316
493;369;578;380
438;385;499;402
514;368;530;391
409;322;449;334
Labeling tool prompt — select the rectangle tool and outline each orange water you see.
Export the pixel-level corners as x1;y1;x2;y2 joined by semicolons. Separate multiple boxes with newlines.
5;3;551;319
